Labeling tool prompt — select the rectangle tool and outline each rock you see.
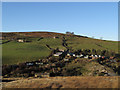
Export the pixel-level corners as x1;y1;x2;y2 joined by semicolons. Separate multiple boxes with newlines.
104;74;108;76
101;69;107;73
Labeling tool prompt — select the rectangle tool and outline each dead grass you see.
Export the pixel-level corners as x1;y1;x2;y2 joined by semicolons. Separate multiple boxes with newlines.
2;76;119;88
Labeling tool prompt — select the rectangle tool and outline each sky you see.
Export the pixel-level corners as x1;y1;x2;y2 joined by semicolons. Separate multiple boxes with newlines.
2;2;118;41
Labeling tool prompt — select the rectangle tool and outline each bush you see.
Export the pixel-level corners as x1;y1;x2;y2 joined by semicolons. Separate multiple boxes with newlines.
62;63;87;76
98;72;105;76
24;73;29;78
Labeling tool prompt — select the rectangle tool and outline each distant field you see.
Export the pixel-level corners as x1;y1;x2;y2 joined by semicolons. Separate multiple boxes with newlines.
66;36;118;52
2;32;118;65
2;37;65;65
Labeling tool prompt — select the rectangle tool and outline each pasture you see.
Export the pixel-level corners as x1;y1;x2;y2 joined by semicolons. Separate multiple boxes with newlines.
2;32;118;65
2;37;65;65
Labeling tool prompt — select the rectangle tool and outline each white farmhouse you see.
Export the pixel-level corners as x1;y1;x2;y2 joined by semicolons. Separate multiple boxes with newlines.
84;55;89;58
17;39;24;42
95;55;98;57
54;52;63;56
73;54;76;57
64;58;69;61
98;55;101;57
26;62;34;66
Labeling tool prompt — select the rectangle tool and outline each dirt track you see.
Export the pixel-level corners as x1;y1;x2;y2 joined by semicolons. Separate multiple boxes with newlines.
2;76;120;88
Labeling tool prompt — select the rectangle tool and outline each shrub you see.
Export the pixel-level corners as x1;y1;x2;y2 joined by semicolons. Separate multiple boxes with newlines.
98;72;105;76
62;63;87;76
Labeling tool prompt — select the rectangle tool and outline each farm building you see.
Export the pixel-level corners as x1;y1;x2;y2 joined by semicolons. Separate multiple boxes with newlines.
73;54;76;57
53;36;59;39
84;55;89;59
17;38;26;42
17;39;24;42
26;62;34;66
54;52;63;56
35;62;43;65
76;54;84;58
67;53;74;56
64;58;69;61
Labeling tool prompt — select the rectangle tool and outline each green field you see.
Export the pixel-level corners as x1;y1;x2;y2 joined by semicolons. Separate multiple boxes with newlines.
2;37;65;65
66;36;118;52
2;32;118;65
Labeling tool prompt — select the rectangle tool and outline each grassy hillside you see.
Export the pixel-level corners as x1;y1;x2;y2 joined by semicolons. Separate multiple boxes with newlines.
66;36;118;52
2;76;119;88
2;37;65;65
2;32;118;65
